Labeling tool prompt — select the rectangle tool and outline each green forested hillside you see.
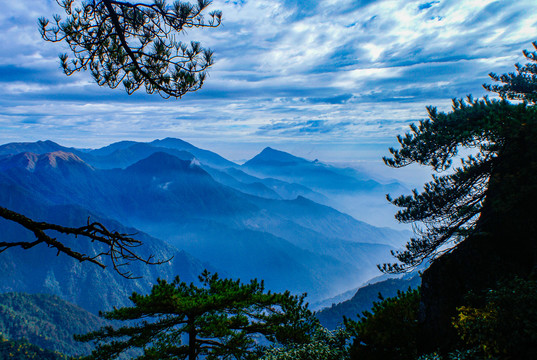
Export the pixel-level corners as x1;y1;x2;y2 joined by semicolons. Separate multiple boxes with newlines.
316;275;421;330
0;335;68;360
0;293;107;357
0;334;68;360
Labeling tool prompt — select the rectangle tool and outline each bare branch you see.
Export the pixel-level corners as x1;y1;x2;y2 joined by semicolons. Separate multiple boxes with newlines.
0;206;170;279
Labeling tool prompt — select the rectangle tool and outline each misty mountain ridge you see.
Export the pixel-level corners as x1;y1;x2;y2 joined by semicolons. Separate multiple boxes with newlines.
241;145;408;227
0;138;410;309
0;138;408;225
0;139;408;237
242;146;400;193
86;143;195;169
125;151;206;177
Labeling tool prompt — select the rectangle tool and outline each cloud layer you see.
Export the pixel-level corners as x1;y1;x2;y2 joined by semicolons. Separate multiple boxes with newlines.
1;0;537;162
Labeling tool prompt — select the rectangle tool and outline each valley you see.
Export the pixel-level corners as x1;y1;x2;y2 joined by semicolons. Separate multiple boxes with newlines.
0;138;410;307
0;138;415;357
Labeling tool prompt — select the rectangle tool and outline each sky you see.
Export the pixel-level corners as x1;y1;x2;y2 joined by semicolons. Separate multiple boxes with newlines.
1;0;537;171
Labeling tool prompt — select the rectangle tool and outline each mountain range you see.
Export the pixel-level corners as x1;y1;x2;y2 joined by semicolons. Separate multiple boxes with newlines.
0;138;410;313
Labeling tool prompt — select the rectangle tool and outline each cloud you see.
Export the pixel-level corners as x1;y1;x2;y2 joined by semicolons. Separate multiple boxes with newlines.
256;120;353;136
1;0;537;162
307;94;354;104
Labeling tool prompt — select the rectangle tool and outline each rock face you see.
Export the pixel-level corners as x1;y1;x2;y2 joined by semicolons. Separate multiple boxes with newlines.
419;232;537;352
419;235;509;352
419;137;537;353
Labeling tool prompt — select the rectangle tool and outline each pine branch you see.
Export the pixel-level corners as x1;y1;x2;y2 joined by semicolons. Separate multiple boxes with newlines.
39;0;221;98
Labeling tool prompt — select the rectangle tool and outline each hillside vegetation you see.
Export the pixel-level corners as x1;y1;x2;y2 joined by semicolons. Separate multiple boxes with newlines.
0;335;68;360
0;293;107;357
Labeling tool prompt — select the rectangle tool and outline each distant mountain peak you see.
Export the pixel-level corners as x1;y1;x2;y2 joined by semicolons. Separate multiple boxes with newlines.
244;147;308;167
0;139;67;156
16;139;58;146
34;151;94;174
0;151;88;172
41;139;58;145
126;151;207;176
87;140;139;157
295;195;310;202
260;147;288;155
151;137;194;149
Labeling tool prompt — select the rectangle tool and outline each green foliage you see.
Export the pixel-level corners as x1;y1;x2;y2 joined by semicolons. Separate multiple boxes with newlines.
382;42;537;273
0;292;107;357
344;287;420;360
260;326;349;360
39;0;222;98
452;278;537;359
0;334;70;360
484;41;537;104
76;270;315;360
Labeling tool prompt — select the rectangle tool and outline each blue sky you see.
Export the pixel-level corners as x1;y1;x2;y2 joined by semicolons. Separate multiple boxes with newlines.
1;0;537;167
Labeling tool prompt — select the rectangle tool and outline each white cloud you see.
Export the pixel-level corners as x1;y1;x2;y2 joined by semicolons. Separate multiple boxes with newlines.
1;0;537;162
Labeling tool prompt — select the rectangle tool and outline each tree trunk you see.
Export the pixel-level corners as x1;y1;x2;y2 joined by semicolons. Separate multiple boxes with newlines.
188;318;197;360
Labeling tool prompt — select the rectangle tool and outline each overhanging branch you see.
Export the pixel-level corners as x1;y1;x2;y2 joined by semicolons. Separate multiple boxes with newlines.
0;206;169;278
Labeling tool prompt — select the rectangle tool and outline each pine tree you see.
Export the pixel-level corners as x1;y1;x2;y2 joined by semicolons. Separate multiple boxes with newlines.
382;42;537;353
39;0;221;98
381;42;537;273
76;270;317;360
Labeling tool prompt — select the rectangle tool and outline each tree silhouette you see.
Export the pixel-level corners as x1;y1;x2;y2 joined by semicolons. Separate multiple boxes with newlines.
381;42;537;273
39;0;221;98
76;271;316;360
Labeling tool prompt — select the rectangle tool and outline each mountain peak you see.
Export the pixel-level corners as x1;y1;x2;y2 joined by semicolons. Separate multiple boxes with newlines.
0;151;88;172
0;152;39;171
0;140;66;156
149;138;236;169
126;152;207;176
33;152;92;174
151;137;194;150
89;140;139;157
244;147;308;167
